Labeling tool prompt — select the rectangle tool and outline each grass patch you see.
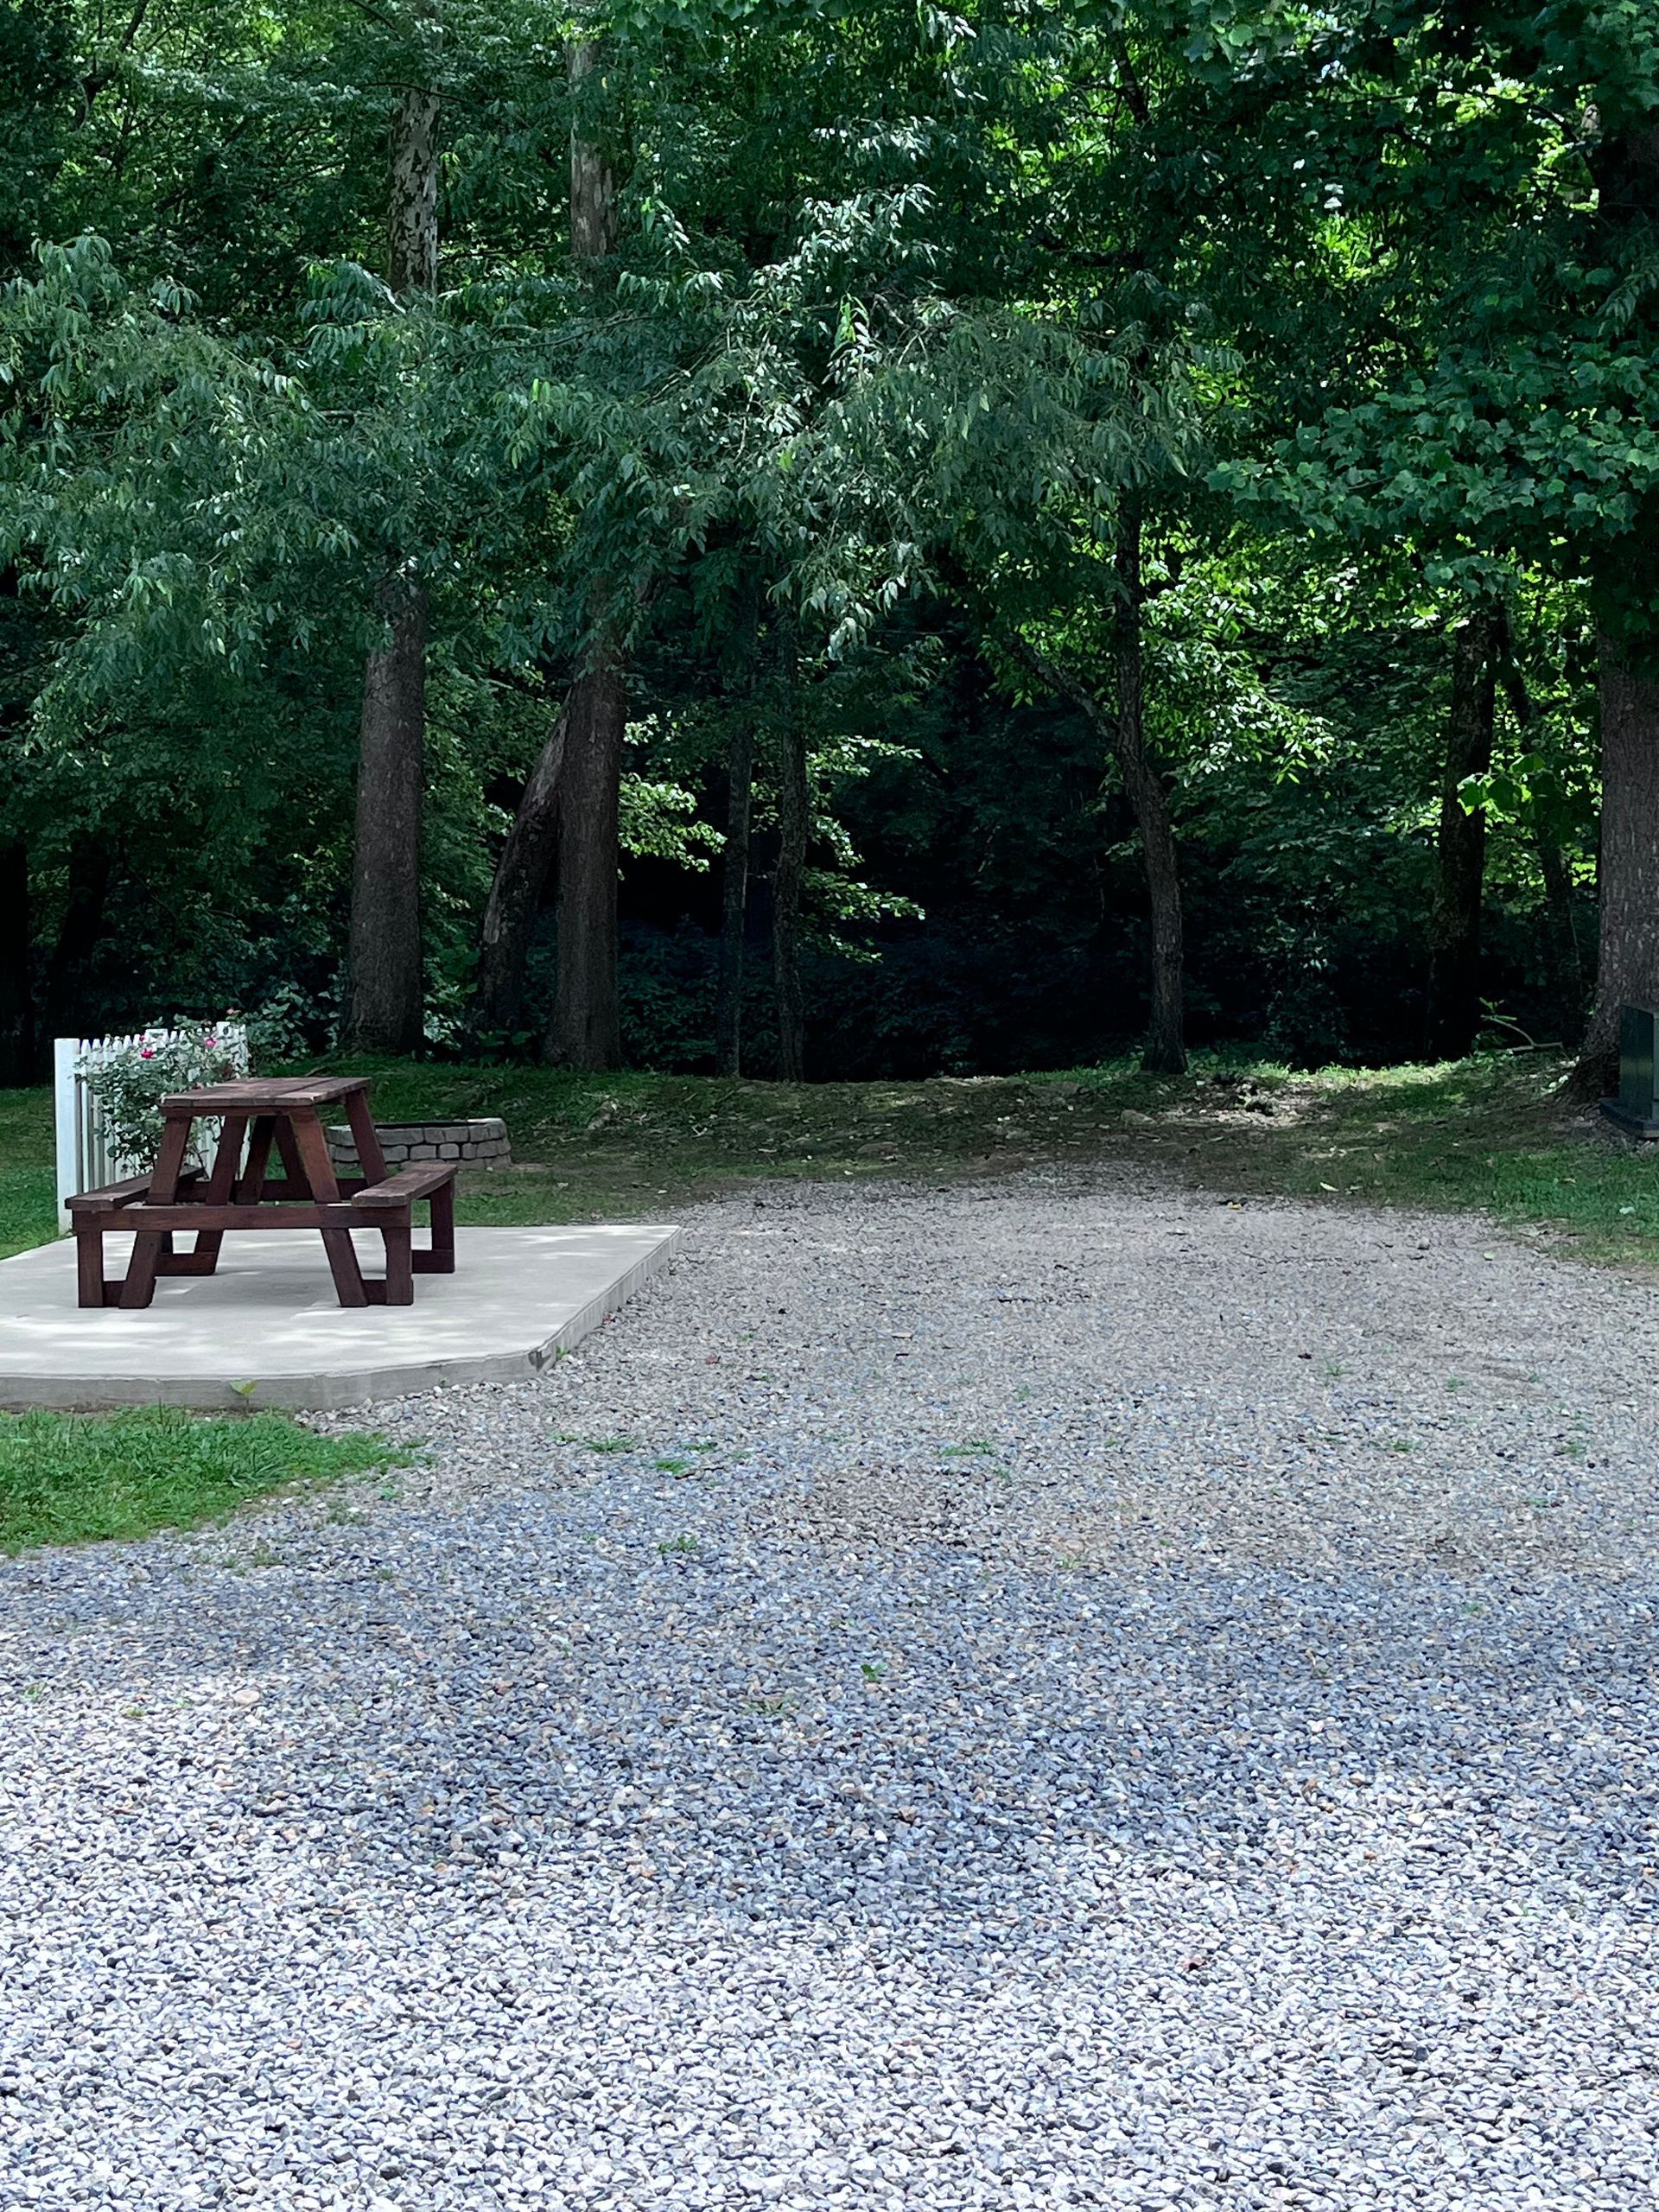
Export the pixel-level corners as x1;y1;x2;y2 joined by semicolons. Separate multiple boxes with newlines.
0;1407;412;1552
319;1050;1659;1267
1148;1053;1659;1267
0;1085;55;1260
5;1050;1656;1271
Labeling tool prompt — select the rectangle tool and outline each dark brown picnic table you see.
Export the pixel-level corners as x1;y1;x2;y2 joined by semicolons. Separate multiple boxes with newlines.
67;1075;455;1312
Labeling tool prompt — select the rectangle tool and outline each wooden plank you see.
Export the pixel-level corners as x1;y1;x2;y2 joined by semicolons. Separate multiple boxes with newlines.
66;1174;151;1211
216;1176;376;1204
353;1164;458;1206
118;1238;170;1308
342;1089;389;1183
286;1107;370;1309
201;1115;247;1200
75;1226;106;1309
67;1167;207;1211
235;1115;276;1205
159;1076;369;1111
118;1237;165;1309
413;1173;456;1274
74;1198;415;1231
381;1223;414;1304
146;1115;192;1202
189;1110;248;1276
276;1115;310;1185
121;1114;194;1307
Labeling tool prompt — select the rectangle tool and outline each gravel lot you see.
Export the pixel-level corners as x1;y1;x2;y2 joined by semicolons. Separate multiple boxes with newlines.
3;1169;1656;2211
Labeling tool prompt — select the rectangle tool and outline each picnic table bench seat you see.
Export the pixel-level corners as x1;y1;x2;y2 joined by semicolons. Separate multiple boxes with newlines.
70;1077;457;1310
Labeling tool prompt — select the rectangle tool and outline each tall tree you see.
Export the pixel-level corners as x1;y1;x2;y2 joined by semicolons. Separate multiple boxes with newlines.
343;76;439;1054
550;641;625;1067
1109;499;1184;1073
772;698;808;1081
1584;115;1659;1070
712;575;761;1076
1008;524;1188;1079
1425;607;1500;1059
1592;625;1659;1065
472;704;567;1040
546;33;626;1070
714;719;754;1077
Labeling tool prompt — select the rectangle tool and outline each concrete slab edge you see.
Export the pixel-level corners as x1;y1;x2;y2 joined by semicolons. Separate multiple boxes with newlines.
0;1227;685;1415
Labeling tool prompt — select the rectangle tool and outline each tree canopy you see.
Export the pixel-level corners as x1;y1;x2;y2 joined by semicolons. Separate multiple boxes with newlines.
1;0;1654;1082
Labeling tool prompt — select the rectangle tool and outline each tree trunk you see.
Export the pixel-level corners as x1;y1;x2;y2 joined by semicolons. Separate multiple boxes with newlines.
471;706;568;1041
1113;506;1184;1072
567;38;616;261
1004;582;1187;1074
389;86;439;290
1582;629;1659;1077
537;35;626;1067
343;81;438;1055
715;721;753;1077
1493;621;1586;1039
772;707;808;1083
345;580;427;1054
0;840;34;1083
547;652;625;1068
1424;608;1499;1058
1579;122;1659;1086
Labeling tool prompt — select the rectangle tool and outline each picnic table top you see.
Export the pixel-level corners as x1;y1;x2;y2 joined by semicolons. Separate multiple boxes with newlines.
158;1075;371;1114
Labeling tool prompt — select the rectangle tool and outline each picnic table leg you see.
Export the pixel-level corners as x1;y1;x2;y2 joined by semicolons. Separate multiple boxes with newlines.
238;1116;276;1204
179;1112;248;1277
76;1221;110;1308
381;1217;414;1305
413;1173;456;1274
342;1090;389;1184
286;1111;370;1309
119;1114;192;1310
272;1116;307;1193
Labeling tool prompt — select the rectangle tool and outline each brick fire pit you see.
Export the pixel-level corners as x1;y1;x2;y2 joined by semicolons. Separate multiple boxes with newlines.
327;1116;512;1173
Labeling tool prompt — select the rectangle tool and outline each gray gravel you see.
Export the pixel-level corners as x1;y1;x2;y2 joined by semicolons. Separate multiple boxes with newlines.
3;1169;1658;2211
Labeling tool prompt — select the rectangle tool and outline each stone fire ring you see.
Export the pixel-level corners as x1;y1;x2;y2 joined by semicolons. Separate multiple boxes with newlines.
327;1116;512;1171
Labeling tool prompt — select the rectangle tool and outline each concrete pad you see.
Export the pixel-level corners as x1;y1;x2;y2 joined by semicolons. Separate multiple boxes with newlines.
0;1224;680;1412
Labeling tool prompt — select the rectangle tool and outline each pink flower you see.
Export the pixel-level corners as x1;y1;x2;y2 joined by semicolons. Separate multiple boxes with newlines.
140;1048;155;1060
204;1035;218;1050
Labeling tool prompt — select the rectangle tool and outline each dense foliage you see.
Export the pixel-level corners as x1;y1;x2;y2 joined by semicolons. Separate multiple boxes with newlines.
2;0;1654;1079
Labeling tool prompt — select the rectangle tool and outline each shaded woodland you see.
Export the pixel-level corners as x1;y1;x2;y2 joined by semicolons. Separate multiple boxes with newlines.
2;1;1655;1084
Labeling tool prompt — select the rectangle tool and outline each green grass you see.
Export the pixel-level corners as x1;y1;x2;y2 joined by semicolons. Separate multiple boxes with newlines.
1147;1052;1659;1268
0;1407;412;1551
315;1050;1659;1268
0;1084;54;1259
7;1047;1658;1273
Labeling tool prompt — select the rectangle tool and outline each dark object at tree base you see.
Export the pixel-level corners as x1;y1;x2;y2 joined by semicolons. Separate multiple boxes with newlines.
1599;1006;1659;1138
1601;1103;1659;1137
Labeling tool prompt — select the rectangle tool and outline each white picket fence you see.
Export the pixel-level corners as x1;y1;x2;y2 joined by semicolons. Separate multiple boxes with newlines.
54;1021;249;1229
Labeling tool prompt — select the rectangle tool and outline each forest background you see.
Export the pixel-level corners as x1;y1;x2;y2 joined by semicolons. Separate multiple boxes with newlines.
2;0;1656;1090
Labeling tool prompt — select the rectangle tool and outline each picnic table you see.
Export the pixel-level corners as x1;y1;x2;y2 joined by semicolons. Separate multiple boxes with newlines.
67;1076;456;1312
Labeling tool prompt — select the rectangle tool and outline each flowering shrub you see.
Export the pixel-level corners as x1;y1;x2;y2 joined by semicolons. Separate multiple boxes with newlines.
79;1020;247;1174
